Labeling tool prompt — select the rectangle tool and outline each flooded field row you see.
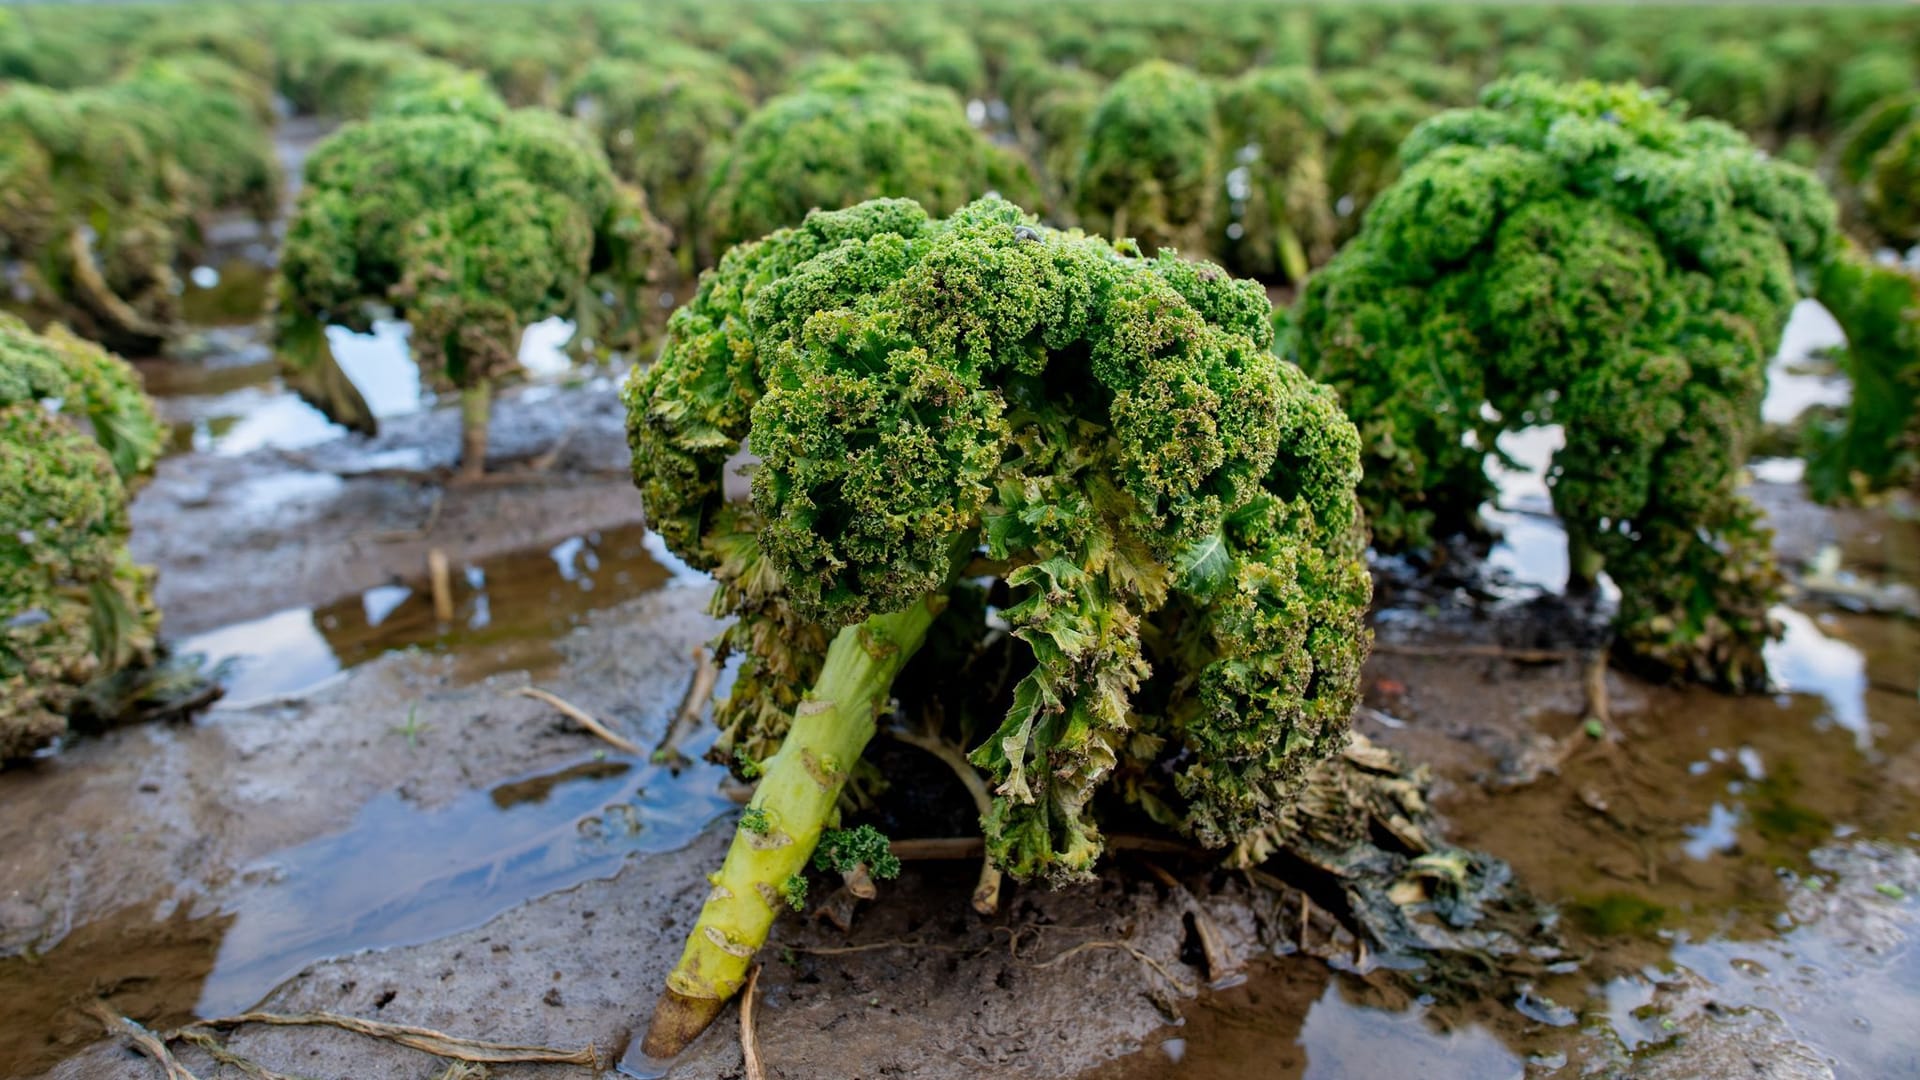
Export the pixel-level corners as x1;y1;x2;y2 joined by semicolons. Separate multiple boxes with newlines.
6;188;1917;1080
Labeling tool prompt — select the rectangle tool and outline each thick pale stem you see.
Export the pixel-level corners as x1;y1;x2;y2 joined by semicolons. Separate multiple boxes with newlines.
642;594;943;1057
458;379;491;480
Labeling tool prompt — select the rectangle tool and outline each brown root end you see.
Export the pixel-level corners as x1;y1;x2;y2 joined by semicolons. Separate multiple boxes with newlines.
640;988;727;1059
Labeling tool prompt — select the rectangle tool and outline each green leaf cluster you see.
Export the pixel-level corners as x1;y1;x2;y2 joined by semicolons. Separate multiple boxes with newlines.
1214;66;1340;283
566;55;753;270
1804;247;1920;500
1073;60;1219;256
704;58;1037;251
1295;76;1837;690
1837;91;1920;247
275;77;665;404
1;315;163;759
627;195;1370;881
0;56;278;353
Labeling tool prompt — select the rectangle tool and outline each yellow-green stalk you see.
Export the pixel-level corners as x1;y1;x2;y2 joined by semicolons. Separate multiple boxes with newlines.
642;594;942;1056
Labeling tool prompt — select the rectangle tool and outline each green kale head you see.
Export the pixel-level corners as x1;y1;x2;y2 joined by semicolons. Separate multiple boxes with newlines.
627;196;1371;880
1294;76;1838;690
704;58;1038;252
275;76;665;427
1073;60;1219;256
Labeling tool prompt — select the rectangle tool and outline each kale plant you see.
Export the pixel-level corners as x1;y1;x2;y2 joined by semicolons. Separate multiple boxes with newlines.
626;196;1370;1052
1294;76;1837;689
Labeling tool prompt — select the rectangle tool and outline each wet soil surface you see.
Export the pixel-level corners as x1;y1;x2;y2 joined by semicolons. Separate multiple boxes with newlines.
129;340;636;638
5;299;1919;1079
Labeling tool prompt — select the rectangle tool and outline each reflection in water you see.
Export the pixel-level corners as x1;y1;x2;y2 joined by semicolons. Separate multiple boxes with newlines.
0;905;237;1077
518;316;577;377
1765;606;1871;746
175;383;340;457
1297;986;1522;1080
1681;802;1743;860
1482;507;1570;595
321;320;424;421
1482;424;1570;594
179;524;672;706
1667;879;1920;1079
361;584;410;627
148;321;422;458
179;259;272;326
178;606;345;706
1763;298;1850;425
1749;456;1807;485
147;314;583;458
196;747;733;1016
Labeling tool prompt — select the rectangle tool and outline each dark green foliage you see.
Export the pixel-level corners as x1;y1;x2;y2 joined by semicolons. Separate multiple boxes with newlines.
1;316;163;759
1323;71;1450;243
1805;247;1920;500
1861;115;1920;246
1295;77;1838;690
779;872;808;911
276;78;664;434
135;15;275;85
1214;66;1339;283
1667;40;1788;135
626;196;1371;880
0;57;278;353
1026;70;1103;224
274;34;445;119
1830;50;1913;129
740;806;773;834
566;55;753;270
705;59;1036;251
1074;60;1218;255
0;7;131;89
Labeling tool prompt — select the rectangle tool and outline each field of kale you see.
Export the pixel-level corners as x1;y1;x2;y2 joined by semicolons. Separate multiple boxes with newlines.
2;2;1918;1078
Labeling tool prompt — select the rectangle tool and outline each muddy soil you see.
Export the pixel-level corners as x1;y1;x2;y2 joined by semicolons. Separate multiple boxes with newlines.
130;378;643;637
1;580;730;1075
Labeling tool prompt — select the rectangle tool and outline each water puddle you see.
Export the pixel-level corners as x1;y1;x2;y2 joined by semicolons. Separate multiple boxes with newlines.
196;746;734;1017
0;905;236;1077
180;523;675;706
1104;591;1918;1077
179;260;274;327
0;749;733;1076
1763;298;1850;426
1659;864;1920;1078
143;308;584;458
0;510;720;1074
1101;958;1526;1079
1766;607;1873;747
